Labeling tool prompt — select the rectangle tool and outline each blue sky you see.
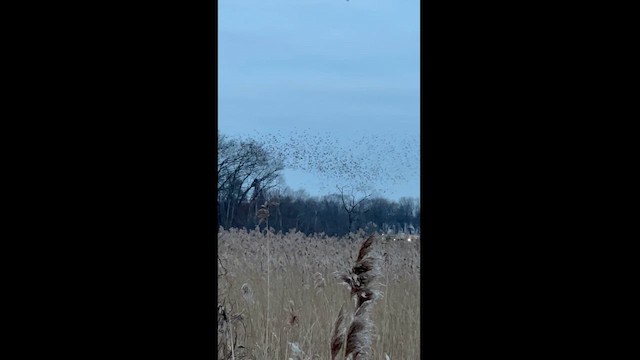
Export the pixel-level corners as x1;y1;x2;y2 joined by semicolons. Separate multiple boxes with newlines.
218;0;420;201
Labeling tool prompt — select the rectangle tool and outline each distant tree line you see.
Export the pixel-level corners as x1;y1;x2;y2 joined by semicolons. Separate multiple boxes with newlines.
218;133;420;236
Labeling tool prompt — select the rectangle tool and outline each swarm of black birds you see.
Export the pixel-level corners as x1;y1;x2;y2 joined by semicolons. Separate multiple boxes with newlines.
237;128;419;196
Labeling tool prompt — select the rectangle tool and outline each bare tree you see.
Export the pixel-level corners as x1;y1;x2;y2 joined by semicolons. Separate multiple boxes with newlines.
337;186;373;232
218;133;284;228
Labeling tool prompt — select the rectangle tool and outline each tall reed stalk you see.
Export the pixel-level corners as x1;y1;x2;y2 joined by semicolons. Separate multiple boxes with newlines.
332;234;382;360
265;218;270;358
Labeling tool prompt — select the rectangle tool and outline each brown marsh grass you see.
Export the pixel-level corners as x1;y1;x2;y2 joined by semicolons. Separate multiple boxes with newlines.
217;228;420;360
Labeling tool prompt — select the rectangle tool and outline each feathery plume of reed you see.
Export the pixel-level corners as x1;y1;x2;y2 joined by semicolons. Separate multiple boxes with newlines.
334;234;382;308
217;303;227;334
313;272;326;290
240;283;254;305
217;302;247;360
330;305;346;360
333;234;382;360
285;300;299;327
288;342;309;360
356;235;374;262
233;345;249;360
344;303;374;360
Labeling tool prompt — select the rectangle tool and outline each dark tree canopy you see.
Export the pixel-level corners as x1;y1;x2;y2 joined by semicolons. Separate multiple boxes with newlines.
218;133;284;228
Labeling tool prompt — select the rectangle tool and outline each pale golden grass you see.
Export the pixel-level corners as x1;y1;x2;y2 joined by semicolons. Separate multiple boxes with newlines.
218;228;420;360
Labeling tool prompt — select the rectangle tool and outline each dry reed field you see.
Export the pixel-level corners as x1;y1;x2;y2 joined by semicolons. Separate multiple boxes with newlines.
217;228;420;360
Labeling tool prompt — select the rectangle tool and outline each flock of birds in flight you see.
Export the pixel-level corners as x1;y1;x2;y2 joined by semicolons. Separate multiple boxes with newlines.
249;128;419;195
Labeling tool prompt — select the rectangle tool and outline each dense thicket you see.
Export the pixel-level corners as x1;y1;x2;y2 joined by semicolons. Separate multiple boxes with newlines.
217;133;420;236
